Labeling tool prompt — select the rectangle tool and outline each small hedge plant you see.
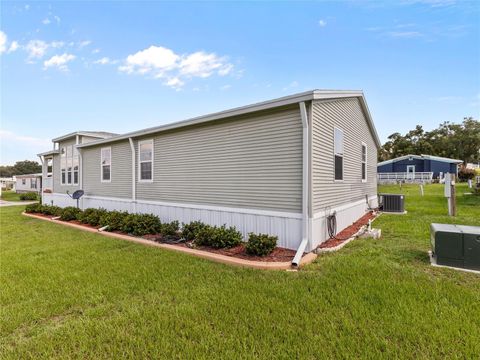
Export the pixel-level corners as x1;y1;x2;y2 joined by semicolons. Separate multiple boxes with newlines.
20;192;38;201
41;205;62;216
99;211;128;232
60;206;82;221
78;208;107;226
121;213;162;236
245;233;278;256
160;220;180;237
25;203;42;213
182;220;208;241
195;224;243;249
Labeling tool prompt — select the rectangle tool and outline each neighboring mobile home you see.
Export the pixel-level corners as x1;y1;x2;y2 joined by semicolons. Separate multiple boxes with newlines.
38;90;380;257
15;173;42;193
377;154;462;183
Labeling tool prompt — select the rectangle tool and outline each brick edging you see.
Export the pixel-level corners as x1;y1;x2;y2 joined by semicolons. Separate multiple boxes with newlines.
22;212;317;270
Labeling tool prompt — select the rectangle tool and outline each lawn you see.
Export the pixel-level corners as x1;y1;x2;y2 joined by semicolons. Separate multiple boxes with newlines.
0;191;22;202
1;183;479;359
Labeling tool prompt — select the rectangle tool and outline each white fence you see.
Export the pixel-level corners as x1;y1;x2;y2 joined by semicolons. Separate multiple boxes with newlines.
377;172;434;184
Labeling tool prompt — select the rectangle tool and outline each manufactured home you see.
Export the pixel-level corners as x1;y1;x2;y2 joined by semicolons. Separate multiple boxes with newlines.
38;90;380;257
377;154;462;183
15;173;42;193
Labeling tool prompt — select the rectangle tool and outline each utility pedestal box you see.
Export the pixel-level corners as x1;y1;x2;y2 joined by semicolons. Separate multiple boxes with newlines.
431;223;480;271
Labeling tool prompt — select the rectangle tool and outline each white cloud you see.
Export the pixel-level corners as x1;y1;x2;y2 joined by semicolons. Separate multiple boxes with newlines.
25;40;49;59
179;51;230;78
220;84;231;91
42;18;51;25
92;48;100;54
318;19;327;27
388;31;423;38
119;45;234;89
0;130;51;147
7;41;19;53
120;45;178;75
25;5;30;10
164;77;184;90
0;31;7;53
54;15;61;24
94;57;111;65
43;53;76;71
79;40;91;48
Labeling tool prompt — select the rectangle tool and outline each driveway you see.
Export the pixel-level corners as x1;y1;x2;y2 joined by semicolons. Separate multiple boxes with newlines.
0;200;38;207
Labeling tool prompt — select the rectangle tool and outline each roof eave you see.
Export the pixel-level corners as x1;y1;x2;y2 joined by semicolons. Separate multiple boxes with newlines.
77;90;381;149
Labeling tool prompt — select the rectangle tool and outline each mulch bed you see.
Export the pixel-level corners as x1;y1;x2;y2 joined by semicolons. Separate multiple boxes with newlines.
319;211;377;249
142;234;295;262
27;212;293;263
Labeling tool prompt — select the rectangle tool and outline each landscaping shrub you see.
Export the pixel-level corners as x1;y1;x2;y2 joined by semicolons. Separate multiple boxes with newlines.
99;210;128;232
245;233;278;256
121;213;161;236
19;192;38;201
195;224;243;249
25;203;42;213
42;205;62;216
181;220;208;241
78;208;107;226
160;220;180;237
60;206;82;221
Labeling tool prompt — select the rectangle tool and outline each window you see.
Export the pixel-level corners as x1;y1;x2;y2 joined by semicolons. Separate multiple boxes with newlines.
22;178;26;185
60;147;66;185
361;143;367;182
73;147;79;185
101;147;111;182
139;140;153;181
60;145;79;185
31;178;37;189
334;127;344;180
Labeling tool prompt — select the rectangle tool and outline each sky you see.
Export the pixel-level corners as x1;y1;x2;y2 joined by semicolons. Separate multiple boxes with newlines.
1;0;479;165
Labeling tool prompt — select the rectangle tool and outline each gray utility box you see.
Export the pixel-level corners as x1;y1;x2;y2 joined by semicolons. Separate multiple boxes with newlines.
378;194;405;213
431;223;480;270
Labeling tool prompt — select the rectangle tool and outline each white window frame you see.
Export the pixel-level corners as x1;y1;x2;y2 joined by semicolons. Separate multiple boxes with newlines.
138;139;154;183
60;145;79;186
333;127;344;182
361;142;367;183
60;146;66;185
100;147;112;183
22;178;26;185
31;178;37;189
72;146;79;186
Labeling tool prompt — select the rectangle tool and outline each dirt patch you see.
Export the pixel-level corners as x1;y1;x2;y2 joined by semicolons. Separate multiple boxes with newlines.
319;211;377;249
68;220;100;230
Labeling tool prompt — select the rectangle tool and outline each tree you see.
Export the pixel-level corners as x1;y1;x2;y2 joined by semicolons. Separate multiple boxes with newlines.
0;160;42;177
379;118;480;164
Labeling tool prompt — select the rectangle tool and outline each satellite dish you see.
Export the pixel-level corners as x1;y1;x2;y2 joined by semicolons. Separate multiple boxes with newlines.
72;190;84;199
66;190;85;208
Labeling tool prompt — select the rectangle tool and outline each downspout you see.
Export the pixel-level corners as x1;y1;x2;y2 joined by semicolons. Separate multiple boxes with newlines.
292;101;310;267
129;138;136;212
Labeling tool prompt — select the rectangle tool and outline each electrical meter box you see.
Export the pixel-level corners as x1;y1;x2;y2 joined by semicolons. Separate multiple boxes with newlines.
431;223;480;270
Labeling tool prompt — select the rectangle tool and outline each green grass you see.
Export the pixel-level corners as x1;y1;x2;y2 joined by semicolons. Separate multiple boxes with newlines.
1;183;479;359
0;191;22;202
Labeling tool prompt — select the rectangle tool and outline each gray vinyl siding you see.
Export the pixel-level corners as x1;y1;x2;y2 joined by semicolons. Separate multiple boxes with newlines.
312;98;378;212
53;139;79;194
82;140;132;199
135;106;303;212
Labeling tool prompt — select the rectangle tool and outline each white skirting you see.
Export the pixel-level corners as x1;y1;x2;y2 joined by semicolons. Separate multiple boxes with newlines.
42;193;378;252
42;193;303;250
310;195;378;250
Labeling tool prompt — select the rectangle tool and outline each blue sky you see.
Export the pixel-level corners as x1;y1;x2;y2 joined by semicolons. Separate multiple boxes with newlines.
1;0;479;165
